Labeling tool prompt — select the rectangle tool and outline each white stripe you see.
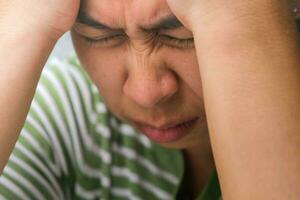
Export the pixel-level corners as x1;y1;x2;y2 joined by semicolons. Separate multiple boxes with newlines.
91;85;99;93
45;62;97;126
75;183;101;199
137;134;152;148
25;115;50;143
119;124;152;148
112;166;172;200
112;143;179;185
67;65;93;118
20;129;59;177
111;188;142;200
66;66;111;164
95;123;111;138
37;83;72;163
3;167;46;200
31;101;66;175
24;116;59;174
0;176;31;200
25;115;61;175
42;68;78;164
0;194;6;200
112;166;140;182
44;70;76;160
142;181;172;200
119;124;136;137
96;102;107;113
14;143;64;199
9;155;58;200
90;112;98;124
52;63;111;187
138;156;178;185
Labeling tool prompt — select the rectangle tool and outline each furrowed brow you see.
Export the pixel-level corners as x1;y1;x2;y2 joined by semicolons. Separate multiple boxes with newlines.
76;10;118;30
140;16;183;31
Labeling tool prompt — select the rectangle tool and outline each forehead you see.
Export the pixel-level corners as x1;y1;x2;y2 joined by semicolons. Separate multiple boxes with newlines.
81;0;172;28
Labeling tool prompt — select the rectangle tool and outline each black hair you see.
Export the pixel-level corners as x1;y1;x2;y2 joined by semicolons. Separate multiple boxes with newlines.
296;18;300;32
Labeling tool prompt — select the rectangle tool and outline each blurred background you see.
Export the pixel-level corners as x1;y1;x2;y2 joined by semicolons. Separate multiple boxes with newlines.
47;32;75;64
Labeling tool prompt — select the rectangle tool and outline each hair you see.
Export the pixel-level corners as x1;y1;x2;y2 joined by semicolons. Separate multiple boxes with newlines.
296;18;300;32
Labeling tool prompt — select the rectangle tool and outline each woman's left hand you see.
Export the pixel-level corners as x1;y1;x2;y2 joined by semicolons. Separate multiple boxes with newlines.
166;0;295;33
167;1;300;200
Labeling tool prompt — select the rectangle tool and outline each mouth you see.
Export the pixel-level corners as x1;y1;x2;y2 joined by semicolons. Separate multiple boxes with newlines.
133;117;199;143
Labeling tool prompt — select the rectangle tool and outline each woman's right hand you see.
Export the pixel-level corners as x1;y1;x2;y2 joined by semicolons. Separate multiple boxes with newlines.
0;0;80;40
0;0;80;173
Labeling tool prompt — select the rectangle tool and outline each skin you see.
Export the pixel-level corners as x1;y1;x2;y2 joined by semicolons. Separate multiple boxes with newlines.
71;0;205;149
71;1;215;195
1;0;300;199
0;0;79;173
168;0;300;199
70;0;300;198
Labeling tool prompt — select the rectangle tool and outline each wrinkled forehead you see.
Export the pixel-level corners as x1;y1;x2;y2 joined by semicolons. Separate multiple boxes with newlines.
80;0;172;28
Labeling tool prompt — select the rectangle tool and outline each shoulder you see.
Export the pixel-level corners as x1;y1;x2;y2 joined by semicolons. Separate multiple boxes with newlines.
39;55;103;123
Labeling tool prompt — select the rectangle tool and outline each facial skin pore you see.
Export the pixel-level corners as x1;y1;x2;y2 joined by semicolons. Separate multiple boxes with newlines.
71;0;212;151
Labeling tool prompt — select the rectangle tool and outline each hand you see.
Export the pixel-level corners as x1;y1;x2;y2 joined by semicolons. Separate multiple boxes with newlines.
0;0;80;40
166;0;215;30
166;0;294;33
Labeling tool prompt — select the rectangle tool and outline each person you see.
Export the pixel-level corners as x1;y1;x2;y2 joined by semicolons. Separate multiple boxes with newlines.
0;0;300;199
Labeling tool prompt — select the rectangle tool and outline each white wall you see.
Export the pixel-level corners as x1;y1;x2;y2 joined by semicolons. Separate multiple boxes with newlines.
47;32;75;63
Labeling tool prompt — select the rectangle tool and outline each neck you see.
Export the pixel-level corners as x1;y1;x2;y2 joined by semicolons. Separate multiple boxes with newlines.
183;135;215;198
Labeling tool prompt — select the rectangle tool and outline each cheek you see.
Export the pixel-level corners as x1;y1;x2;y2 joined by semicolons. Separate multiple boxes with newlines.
71;35;126;107
87;57;124;96
164;50;203;97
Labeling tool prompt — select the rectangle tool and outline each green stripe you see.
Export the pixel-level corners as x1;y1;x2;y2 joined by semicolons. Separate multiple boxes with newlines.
197;169;221;200
0;56;222;199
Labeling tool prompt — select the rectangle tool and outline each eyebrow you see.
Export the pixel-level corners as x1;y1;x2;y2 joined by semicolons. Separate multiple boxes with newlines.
76;10;116;30
140;16;183;31
76;10;183;32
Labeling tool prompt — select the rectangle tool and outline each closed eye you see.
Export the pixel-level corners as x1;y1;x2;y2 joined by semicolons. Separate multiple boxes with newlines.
158;35;194;49
76;30;194;49
78;33;127;47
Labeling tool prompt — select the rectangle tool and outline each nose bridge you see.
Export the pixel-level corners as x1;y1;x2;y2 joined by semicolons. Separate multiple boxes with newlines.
124;49;178;108
129;46;159;84
132;48;150;70
130;39;153;54
130;46;155;75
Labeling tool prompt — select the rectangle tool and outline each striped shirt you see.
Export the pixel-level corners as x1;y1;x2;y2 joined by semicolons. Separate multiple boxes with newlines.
0;56;221;200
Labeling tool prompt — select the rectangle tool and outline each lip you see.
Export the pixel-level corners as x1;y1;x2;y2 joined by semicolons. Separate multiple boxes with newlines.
133;117;199;143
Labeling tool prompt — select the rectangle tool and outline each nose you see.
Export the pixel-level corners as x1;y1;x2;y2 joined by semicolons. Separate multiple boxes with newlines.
123;53;178;108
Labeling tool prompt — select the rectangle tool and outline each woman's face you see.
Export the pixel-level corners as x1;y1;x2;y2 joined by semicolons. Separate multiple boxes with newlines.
71;0;209;149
